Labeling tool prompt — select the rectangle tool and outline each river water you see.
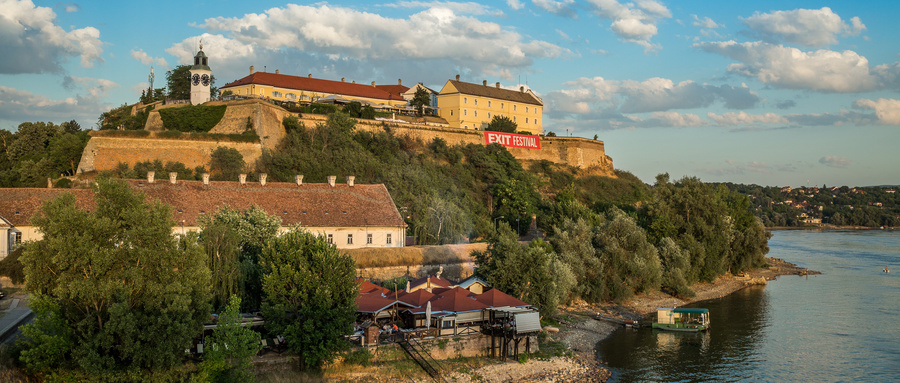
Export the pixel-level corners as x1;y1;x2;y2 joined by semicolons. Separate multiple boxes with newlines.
598;230;900;382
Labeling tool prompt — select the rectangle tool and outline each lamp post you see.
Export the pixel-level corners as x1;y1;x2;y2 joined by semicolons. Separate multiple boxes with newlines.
493;215;505;230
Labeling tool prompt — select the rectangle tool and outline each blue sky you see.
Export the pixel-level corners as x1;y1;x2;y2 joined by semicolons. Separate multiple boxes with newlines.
2;0;899;187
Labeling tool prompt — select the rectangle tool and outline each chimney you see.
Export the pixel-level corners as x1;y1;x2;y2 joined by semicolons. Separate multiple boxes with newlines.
47;178;53;188
275;69;279;74
202;173;210;185
347;175;355;187
295;174;304;186
520;86;525;92
398;79;402;85
308;74;312;78
169;172;177;184
496;82;501;89
259;173;267;186
327;175;336;187
341;77;345;82
455;74;460;81
147;171;155;184
239;174;247;185
250;66;255;74
483;80;487;86
371;81;376;87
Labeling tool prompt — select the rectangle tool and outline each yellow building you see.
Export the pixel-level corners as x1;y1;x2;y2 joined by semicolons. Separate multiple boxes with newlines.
436;76;543;134
219;66;408;107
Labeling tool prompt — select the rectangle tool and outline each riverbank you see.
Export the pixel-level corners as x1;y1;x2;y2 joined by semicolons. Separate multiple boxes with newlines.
550;256;817;382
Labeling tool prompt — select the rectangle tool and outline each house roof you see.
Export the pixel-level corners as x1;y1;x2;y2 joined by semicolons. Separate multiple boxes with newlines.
0;180;406;228
408;275;454;291
221;72;401;102
473;288;530;308
427;287;489;314
441;80;542;106
457;275;490;290
375;84;410;99
358;279;392;295
396;288;435;307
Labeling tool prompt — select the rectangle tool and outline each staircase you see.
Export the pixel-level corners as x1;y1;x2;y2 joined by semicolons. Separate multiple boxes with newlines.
399;338;447;383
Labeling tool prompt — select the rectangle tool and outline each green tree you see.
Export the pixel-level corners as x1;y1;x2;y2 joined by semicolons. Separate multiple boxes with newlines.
410;86;431;116
47;131;90;176
485;115;517;133
19;178;211;376
9;121;60;161
593;208;662;301
199;295;262;383
210;146;246;181
166;65;192;100
198;205;282;312
0;245;26;285
260;229;358;370
474;224;574;316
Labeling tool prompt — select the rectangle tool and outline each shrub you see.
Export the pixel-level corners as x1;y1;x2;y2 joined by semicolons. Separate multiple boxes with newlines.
159;104;227;132
344;349;373;367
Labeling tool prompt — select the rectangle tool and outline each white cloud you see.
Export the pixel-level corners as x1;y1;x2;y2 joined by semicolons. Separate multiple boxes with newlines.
695;41;881;92
383;1;504;16
0;0;103;74
62;76;119;98
130;49;168;67
171;4;565;84
853;98;900;125
647;111;705;127
707;111;788;125
507;0;524;10
697;160;796;177
692;15;720;29
532;0;577;18
583;0;671;51
555;29;570;40
0;85;108;127
62;2;79;13
742;7;866;47
819;156;850;168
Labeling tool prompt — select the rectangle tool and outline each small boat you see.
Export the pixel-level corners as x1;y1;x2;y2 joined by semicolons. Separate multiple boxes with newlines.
652;308;710;332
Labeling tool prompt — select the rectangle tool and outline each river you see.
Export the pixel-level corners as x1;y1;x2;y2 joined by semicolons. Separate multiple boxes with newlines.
598;230;900;382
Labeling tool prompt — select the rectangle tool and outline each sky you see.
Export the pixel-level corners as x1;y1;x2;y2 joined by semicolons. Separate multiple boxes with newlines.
1;0;899;187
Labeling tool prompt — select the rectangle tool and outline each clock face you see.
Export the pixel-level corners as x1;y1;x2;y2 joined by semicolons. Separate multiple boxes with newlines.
201;74;210;86
191;74;200;86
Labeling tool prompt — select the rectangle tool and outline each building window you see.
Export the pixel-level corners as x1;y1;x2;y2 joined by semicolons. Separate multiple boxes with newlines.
387;234;392;244
286;93;297;100
347;234;353;244
513;116;517;122
474;99;478;106
464;109;467;116
526;106;529;113
450;110;453;116
272;91;283;98
488;100;491;107
526;117;529;124
327;234;333;244
535;108;538;114
488;112;491;119
464;97;467;104
513;105;517;111
367;233;373;244
474;110;478;117
501;102;504;109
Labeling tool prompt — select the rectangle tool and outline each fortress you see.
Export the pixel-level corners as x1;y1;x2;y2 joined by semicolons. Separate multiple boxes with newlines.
76;98;614;177
78;46;613;178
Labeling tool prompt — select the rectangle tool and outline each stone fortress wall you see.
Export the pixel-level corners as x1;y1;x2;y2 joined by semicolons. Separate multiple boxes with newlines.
77;99;613;176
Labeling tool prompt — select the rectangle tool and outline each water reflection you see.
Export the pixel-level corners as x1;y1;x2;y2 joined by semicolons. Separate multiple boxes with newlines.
598;286;770;383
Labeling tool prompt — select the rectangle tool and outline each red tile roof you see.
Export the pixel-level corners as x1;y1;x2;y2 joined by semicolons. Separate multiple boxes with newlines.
0;180;406;229
472;288;530;308
375;84;410;99
221;72;402;102
428;287;488;314
397;289;435;307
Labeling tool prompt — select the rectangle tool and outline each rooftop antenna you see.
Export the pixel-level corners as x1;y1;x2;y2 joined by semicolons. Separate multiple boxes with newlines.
148;66;154;91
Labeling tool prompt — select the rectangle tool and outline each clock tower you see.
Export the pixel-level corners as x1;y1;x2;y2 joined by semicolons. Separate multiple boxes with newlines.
189;44;211;105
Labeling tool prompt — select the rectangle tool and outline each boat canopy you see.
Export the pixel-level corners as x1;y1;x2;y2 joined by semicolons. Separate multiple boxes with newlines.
672;308;709;314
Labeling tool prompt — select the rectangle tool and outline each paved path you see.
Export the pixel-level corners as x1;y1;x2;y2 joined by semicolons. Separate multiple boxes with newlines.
0;297;34;345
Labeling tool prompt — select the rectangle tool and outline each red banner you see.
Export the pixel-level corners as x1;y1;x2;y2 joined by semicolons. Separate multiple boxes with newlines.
483;131;541;150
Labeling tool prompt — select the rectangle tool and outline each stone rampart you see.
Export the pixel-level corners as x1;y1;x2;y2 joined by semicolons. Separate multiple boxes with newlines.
77;136;262;174
79;99;613;175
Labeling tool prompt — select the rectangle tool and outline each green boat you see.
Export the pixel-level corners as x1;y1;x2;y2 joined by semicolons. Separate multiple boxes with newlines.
652;308;710;332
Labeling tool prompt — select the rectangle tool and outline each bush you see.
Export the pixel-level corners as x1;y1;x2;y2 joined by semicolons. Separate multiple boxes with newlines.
53;178;72;188
159;104;227;132
344;349;373;367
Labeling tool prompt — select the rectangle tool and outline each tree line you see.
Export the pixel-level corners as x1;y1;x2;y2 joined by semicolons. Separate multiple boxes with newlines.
5;178;356;381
